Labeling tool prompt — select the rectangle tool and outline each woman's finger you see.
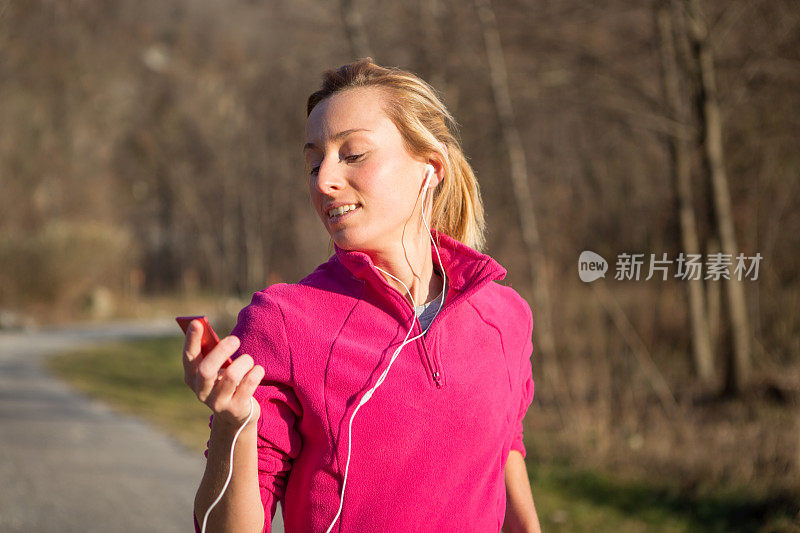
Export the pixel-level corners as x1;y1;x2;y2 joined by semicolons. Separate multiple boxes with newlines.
231;364;265;408
182;319;203;387
204;354;253;411
194;336;241;400
204;335;241;375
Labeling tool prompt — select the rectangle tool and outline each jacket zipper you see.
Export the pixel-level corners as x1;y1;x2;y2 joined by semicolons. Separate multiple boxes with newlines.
375;278;445;389
415;294;447;388
420;296;461;389
354;255;496;391
423;341;442;388
414;308;443;389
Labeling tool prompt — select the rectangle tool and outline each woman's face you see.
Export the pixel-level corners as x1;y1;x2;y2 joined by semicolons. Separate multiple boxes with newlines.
304;87;430;254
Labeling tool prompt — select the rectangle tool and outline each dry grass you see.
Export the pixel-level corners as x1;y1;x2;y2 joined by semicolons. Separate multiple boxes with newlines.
523;278;800;531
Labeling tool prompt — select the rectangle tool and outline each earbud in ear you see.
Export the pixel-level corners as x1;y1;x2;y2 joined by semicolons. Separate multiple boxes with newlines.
423;164;435;190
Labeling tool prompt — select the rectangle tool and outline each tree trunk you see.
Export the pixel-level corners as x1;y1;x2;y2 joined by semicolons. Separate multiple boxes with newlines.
474;0;570;417
706;237;721;356
656;2;715;385
685;0;751;394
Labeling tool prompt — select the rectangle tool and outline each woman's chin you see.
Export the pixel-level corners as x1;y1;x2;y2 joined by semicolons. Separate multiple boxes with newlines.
328;230;361;251
330;232;378;253
331;237;364;252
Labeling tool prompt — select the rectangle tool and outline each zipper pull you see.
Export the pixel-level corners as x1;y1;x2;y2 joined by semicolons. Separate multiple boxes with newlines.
432;371;442;388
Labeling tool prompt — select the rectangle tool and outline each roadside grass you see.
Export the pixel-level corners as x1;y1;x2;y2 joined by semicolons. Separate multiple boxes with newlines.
527;460;800;532
47;337;799;532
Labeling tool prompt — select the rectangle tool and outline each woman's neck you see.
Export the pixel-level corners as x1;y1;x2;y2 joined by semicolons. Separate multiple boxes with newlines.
368;233;444;308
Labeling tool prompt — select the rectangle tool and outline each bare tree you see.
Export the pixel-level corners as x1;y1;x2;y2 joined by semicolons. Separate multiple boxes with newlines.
656;1;715;385
685;0;752;394
473;0;570;418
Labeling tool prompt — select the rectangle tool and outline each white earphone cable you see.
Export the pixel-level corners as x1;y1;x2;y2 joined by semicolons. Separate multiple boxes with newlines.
199;168;443;533
201;396;256;533
325;166;445;532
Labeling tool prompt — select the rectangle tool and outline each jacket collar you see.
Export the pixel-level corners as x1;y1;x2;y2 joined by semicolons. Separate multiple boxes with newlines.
333;230;507;309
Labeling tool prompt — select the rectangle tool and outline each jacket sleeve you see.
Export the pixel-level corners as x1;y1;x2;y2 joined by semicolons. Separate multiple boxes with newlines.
195;290;303;533
509;302;535;459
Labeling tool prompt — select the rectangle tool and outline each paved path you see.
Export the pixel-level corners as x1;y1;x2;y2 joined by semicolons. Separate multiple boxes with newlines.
0;321;284;532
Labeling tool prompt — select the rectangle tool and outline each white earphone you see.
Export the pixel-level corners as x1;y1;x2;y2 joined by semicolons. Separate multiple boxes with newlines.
423;163;434;191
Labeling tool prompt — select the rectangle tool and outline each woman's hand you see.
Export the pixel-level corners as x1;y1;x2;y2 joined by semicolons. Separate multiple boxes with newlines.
182;319;265;427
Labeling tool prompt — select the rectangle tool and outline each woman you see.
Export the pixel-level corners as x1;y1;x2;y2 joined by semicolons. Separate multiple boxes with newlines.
183;58;540;533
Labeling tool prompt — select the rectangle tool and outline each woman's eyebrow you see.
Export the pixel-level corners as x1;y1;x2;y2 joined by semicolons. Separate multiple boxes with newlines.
303;128;371;153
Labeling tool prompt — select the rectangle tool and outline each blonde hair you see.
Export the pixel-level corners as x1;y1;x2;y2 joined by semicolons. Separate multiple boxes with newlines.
306;58;487;252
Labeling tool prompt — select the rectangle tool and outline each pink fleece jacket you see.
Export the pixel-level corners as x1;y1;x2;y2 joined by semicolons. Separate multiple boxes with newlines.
197;230;535;532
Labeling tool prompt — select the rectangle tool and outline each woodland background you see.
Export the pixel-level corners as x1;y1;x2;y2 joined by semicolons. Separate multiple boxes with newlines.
1;0;798;528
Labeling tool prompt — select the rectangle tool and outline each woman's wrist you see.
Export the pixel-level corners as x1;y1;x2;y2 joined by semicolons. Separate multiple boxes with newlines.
210;410;259;440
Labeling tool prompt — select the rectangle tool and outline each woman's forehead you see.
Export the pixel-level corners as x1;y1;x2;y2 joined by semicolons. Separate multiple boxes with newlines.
305;87;395;143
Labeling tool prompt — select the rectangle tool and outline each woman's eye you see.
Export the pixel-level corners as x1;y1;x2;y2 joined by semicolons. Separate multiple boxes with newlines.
309;154;364;176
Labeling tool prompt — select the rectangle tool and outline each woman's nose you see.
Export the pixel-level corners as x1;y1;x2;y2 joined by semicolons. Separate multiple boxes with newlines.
315;160;346;194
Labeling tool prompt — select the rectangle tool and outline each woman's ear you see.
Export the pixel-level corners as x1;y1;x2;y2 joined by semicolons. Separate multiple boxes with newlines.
426;154;446;190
